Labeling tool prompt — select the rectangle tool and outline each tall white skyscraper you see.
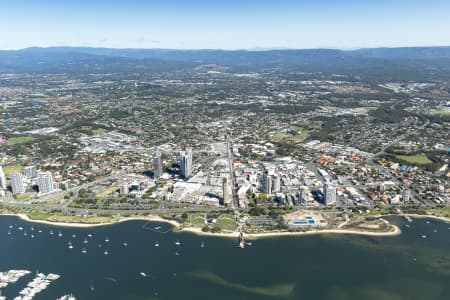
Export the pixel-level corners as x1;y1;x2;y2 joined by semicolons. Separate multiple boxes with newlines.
180;148;192;178
262;170;272;194
222;176;231;206
153;152;163;181
324;182;337;206
0;166;6;189
272;174;281;193
37;171;54;194
402;189;410;202
299;186;308;204
24;166;38;179
10;173;25;195
120;182;129;195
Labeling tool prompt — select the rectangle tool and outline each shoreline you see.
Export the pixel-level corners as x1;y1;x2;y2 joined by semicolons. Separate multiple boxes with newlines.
179;225;402;239
0;213;180;229
372;213;450;224
1;212;402;238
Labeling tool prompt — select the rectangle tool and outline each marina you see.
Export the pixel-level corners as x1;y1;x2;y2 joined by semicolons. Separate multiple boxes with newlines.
0;270;31;289
14;272;60;300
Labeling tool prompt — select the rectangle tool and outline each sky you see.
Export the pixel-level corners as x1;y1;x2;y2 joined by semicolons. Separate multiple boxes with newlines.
0;0;449;50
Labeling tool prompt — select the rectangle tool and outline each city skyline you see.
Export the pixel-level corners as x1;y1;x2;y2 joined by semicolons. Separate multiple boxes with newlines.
1;0;450;50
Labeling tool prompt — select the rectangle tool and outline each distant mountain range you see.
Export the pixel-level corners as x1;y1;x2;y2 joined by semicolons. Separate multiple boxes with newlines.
1;46;450;81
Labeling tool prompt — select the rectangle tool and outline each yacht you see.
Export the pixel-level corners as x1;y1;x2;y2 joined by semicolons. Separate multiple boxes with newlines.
8;225;13;229
31;226;35;231
72;234;76;238
38;229;42;233
18;227;23;231
200;241;205;248
58;231;63;237
123;242;128;247
24;231;27;236
81;248;87;254
104;250;109;255
50;230;54;235
88;234;92;238
31;234;34;238
68;241;73;249
105;236;110;243
83;238;88;244
421;235;427;239
140;272;147;277
175;240;181;246
7;230;11;235
154;241;159;247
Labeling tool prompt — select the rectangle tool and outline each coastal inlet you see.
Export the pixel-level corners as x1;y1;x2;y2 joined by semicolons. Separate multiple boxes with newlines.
1;215;450;300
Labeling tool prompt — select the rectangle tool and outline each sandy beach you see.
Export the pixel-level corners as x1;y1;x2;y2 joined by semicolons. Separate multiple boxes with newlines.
0;212;408;238
180;224;402;239
0;213;180;229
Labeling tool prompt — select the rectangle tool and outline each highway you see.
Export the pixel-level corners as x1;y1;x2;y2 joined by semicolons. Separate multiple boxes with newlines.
226;135;239;208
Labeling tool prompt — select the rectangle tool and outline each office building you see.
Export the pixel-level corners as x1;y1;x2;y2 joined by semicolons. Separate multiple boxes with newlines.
272;174;281;193
222;176;231;206
402;189;410;202
299;186;308;204
180;148;192;178
0;166;6;189
153;152;163;181
324;182;337;206
24;166;38;179
10;173;25;195
262;170;272;194
120;182;129;195
37;172;55;194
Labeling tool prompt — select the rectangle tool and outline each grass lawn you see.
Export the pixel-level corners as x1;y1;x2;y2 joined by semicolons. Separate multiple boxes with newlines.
425;108;450;116
215;214;237;231
96;185;118;198
48;215;114;224
7;136;36;145
435;206;450;218
3;164;23;177
32;194;66;206
269;129;310;144
396;154;433;165
14;192;34;201
188;214;206;227
25;209;114;224
90;128;107;135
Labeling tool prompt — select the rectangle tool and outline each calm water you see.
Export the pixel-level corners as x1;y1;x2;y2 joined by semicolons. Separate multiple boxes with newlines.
1;216;450;300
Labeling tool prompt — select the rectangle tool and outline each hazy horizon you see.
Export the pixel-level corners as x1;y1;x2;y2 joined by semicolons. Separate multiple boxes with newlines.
1;0;450;50
3;44;450;52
